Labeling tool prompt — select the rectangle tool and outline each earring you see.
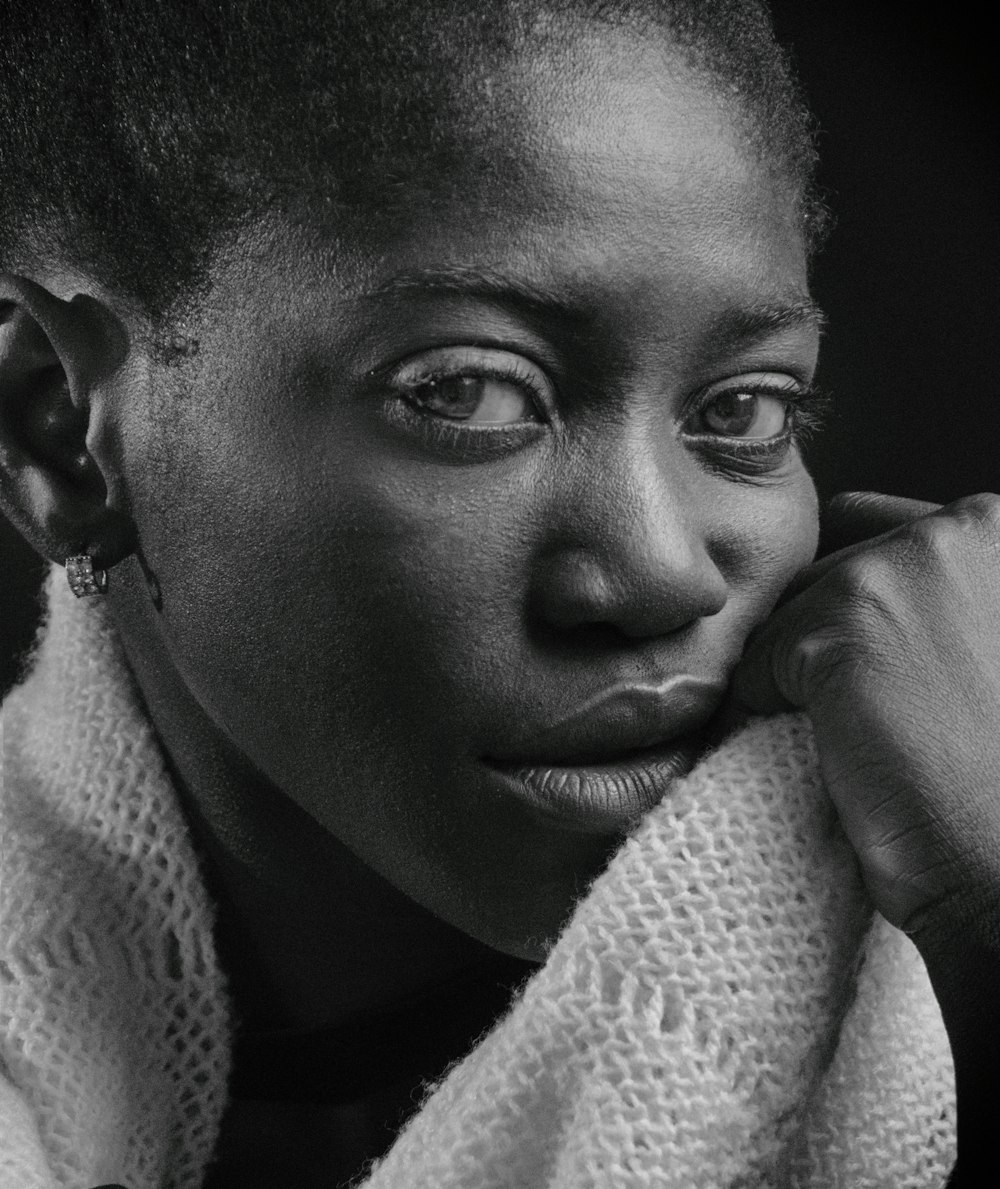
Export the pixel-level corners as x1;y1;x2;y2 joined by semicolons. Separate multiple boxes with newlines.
66;554;109;598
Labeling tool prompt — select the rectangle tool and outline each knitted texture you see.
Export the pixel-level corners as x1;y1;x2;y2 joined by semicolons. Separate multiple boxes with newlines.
1;569;955;1187
1;571;232;1189
363;721;956;1189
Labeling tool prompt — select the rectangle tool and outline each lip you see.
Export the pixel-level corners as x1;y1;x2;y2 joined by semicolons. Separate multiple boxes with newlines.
483;677;727;833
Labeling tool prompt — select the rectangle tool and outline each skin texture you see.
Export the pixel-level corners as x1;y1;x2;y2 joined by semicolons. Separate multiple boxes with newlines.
1;24;998;1180
733;490;1000;1173
0;35;821;1010
110;39;821;993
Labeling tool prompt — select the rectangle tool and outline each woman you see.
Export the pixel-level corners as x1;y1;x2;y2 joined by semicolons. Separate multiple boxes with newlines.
0;1;995;1185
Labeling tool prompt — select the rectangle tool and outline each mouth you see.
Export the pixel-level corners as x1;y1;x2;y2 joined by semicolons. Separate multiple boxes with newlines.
484;732;713;835
482;677;729;834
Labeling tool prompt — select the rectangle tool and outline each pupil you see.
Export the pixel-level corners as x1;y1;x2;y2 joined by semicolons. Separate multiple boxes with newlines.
425;376;482;418
706;391;756;434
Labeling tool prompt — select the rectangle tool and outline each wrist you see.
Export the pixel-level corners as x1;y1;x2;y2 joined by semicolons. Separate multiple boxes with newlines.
908;892;1000;1162
909;888;1000;999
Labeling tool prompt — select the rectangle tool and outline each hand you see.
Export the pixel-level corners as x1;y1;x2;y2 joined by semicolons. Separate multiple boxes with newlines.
733;490;1000;945
733;491;1000;1166
732;490;1000;1166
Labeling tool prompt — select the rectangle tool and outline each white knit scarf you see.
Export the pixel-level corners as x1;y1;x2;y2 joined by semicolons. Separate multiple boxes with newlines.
1;572;955;1188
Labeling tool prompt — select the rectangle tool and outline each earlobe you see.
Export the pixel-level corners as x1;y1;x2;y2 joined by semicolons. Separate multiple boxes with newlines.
0;273;135;571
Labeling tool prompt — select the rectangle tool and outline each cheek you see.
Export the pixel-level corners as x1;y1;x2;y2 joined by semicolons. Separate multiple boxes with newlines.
714;469;819;620
128;407;527;791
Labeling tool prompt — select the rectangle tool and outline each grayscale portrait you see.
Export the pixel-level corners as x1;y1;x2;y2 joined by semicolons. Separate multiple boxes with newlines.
0;3;995;1186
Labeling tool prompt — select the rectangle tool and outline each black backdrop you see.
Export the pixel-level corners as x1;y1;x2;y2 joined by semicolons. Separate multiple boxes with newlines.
771;1;998;502
1;3;997;693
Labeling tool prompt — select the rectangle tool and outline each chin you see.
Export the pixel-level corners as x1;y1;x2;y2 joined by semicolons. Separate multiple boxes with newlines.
451;829;619;964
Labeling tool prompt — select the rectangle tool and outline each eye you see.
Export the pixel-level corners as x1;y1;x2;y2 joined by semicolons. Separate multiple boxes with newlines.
387;346;550;426
691;376;802;441
408;374;531;424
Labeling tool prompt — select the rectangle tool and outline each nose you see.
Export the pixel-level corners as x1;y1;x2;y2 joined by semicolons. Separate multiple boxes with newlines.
529;437;729;641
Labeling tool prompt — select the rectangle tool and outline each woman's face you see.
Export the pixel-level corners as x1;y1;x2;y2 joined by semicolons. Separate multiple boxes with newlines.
113;35;820;957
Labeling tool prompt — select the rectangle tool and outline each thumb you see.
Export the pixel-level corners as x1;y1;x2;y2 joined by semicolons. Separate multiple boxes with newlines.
731;598;843;715
819;491;939;554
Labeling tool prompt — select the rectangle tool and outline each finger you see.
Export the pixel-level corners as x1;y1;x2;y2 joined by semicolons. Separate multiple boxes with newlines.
778;491;943;602
730;593;825;714
740;493;944;707
819;491;940;554
778;540;872;605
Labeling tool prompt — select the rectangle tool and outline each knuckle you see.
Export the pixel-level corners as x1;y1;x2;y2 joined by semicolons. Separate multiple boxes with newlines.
946;492;998;530
788;626;887;703
794;629;852;675
898;493;1000;571
835;552;896;608
778;626;851;700
820;553;907;653
946;492;1000;535
901;516;953;573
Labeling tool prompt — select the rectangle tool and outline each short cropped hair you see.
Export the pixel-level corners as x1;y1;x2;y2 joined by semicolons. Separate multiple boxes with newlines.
0;0;826;320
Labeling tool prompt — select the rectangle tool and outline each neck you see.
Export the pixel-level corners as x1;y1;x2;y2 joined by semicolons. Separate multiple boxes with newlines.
114;602;502;1033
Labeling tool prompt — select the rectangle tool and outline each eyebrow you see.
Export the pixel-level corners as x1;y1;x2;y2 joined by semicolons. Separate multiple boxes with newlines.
361;265;590;325
705;299;827;351
362;265;826;345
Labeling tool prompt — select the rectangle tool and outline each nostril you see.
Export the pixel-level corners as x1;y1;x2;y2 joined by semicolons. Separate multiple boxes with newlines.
530;544;728;643
529;551;617;633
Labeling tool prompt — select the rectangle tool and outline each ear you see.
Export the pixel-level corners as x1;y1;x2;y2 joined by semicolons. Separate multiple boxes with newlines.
0;273;136;570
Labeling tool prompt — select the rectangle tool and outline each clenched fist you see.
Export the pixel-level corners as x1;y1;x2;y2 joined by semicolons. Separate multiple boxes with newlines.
733;491;1000;1177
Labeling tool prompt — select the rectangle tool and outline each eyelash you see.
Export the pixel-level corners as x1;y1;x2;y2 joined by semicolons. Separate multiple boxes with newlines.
375;360;546;459
685;382;829;456
684;380;827;473
394;358;549;422
380;355;828;468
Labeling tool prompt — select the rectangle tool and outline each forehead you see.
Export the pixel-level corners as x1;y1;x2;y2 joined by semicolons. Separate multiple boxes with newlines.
222;27;809;347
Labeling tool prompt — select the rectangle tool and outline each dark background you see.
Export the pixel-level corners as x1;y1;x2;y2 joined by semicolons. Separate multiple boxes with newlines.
2;3;997;695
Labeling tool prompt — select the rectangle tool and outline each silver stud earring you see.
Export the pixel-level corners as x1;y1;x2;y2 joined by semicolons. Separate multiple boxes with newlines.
66;555;109;598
